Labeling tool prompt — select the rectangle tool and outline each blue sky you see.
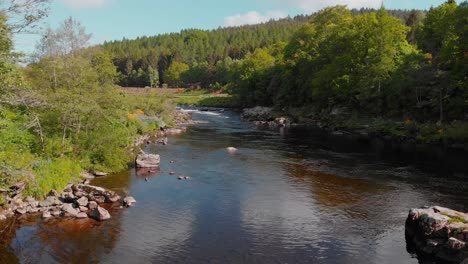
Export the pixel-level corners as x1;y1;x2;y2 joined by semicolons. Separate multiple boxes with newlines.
14;0;447;54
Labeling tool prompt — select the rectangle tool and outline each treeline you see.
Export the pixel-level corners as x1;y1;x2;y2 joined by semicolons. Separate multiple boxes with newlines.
227;2;467;123
101;8;422;88
1;16;172;199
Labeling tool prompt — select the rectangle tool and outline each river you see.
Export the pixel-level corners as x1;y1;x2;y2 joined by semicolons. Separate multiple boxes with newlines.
1;109;467;263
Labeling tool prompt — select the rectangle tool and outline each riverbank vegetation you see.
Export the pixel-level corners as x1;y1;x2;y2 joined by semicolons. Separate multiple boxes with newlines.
0;15;173;200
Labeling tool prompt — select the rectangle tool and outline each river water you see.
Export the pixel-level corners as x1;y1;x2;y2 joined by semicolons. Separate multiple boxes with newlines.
1;109;467;264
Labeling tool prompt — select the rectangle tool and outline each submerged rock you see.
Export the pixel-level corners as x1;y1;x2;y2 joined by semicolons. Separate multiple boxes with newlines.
76;212;88;219
227;147;238;153
135;153;161;168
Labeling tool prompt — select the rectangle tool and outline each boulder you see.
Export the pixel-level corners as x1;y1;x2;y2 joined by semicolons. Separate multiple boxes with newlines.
87;201;98;210
39;196;63;207
447;237;466;250
62;203;79;216
76;212;88;219
94;172;108;177
227;147;238;153
89;195;105;204
123;196;136;207
406;206;468;263
135;153;160;168
89;206;111;221
76;197;89;207
51;210;61;217
42;211;52;219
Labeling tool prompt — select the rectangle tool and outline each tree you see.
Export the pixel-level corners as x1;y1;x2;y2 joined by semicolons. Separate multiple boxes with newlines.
163;61;189;87
0;0;50;33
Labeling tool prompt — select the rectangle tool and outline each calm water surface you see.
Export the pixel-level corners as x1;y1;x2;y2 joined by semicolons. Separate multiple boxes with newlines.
1;109;467;264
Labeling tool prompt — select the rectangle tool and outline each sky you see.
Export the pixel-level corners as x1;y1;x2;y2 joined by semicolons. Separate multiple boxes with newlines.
14;0;448;54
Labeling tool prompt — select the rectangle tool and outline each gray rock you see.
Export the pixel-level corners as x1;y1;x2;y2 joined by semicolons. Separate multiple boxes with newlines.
123;196;137;207
0;214;6;221
42;211;52;219
135;153;161;168
76;212;88;219
15;208;27;215
25;196;35;203
107;193;121;203
79;206;88;212
87;201;98;210
89;195;105;204
51;211;61;217
77;196;89;207
447;237;466;250
94;172;108;177
39;196;63;207
62;203;79;216
89;206;111;221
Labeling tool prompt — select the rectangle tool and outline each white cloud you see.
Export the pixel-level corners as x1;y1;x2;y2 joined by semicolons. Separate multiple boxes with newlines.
61;0;109;9
224;10;287;27
270;0;381;12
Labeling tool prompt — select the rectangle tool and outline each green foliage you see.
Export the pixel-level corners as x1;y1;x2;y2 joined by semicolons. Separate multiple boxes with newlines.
164;61;189;87
27;158;81;198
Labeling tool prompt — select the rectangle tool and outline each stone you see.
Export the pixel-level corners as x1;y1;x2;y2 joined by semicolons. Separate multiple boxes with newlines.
107;193;121;203
169;171;176;175
25;196;35;203
29;207;40;213
89;206;111;221
79;206;88;212
419;211;451;236
135;153;160;168
94;172;108;177
87;201;98;210
76;197;89;207
447;237;466;250
78;184;106;195
62;203;79;216
15;208;27;215
51;211;61;217
123;196;136;207
76;212;88;219
80;171;95;179
178;176;183;180
89;195;105;204
39;196;63;207
227;147;238;153
42;211;52;219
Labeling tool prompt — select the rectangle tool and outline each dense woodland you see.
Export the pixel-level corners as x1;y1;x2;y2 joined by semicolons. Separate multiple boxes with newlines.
102;8;424;88
0;1;467;200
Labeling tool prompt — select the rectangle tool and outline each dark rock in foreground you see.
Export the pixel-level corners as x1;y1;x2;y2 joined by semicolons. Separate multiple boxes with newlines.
406;206;468;263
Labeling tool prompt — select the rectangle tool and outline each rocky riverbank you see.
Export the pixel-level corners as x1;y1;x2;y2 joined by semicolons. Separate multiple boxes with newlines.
0;182;136;222
241;106;468;151
0;109;194;223
406;206;468;263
